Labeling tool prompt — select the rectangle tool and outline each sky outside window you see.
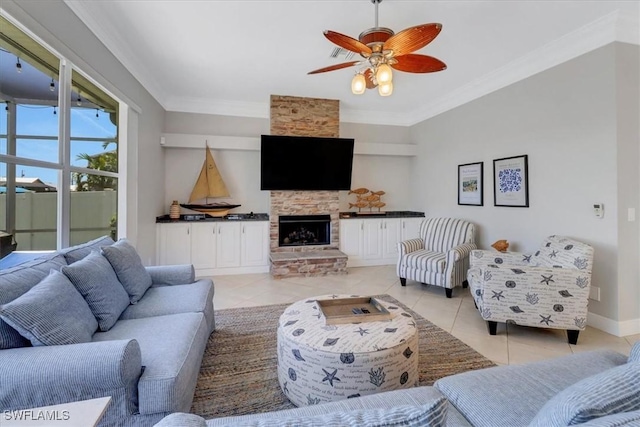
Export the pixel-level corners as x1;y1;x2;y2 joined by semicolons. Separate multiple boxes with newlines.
0;106;117;185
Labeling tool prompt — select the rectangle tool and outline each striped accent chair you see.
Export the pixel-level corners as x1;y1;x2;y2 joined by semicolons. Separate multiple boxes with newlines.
397;218;477;298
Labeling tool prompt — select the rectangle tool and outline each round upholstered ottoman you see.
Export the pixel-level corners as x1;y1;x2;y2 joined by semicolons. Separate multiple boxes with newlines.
277;295;419;407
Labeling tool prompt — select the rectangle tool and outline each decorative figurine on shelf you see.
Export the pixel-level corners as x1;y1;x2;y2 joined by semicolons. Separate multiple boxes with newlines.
491;240;509;252
348;188;386;213
169;200;180;220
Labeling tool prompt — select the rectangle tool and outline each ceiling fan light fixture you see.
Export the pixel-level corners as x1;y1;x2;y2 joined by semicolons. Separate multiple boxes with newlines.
376;63;393;84
308;0;446;97
378;81;393;97
351;73;366;95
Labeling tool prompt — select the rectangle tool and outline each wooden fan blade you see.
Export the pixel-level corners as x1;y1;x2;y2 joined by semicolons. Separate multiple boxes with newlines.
391;54;446;73
364;69;377;89
308;61;360;75
324;30;372;55
383;23;442;57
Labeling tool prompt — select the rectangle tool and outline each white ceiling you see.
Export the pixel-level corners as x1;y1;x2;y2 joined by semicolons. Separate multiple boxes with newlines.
65;0;639;126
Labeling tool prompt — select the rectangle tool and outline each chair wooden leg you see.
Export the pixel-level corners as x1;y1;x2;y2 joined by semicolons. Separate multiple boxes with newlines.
462;280;468;289
487;321;497;335
567;330;580;345
400;278;406;286
445;288;453;298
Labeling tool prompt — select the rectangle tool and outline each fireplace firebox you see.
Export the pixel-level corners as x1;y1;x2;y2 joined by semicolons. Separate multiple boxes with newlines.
278;215;331;247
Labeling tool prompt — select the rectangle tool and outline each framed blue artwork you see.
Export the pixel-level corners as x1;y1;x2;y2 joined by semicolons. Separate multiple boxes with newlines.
493;155;529;207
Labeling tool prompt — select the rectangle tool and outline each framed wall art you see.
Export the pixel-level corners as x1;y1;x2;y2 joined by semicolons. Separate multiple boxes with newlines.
458;162;483;206
493;155;529;207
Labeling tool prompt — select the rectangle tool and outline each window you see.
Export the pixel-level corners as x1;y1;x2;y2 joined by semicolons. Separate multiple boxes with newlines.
0;15;122;252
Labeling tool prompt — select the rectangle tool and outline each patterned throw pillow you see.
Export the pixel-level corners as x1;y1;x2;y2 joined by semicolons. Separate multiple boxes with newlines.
101;239;153;304
62;251;130;331
0;270;98;346
533;236;593;271
529;361;640;427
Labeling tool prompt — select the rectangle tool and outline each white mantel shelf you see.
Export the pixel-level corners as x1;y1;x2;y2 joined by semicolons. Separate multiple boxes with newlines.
160;133;417;157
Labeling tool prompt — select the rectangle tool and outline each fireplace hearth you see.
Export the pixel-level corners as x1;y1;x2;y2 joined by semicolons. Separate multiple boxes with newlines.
278;215;330;247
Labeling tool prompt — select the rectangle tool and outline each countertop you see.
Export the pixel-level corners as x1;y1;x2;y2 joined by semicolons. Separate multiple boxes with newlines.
339;211;425;219
156;213;269;223
157;211;425;222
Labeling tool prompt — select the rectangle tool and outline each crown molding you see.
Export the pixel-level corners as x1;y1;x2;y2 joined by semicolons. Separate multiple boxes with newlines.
404;10;634;126
616;10;640;45
163;97;269;119
340;107;414;127
67;3;637;128
64;0;168;108
164;96;415;126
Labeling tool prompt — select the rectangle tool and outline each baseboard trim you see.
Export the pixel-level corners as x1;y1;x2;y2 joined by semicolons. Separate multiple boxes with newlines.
588;312;640;337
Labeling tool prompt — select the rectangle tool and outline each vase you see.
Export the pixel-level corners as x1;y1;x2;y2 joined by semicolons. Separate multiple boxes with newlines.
169;201;180;219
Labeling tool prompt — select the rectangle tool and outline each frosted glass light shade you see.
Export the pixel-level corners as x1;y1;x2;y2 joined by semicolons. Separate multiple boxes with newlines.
351;74;366;95
378;81;393;96
376;63;393;84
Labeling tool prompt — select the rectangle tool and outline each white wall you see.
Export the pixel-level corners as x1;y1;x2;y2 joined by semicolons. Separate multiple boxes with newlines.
615;43;640;327
410;43;639;332
163;112;415;215
3;0;166;264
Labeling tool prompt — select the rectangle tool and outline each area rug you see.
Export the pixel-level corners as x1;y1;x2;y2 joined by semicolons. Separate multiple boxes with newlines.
190;294;496;419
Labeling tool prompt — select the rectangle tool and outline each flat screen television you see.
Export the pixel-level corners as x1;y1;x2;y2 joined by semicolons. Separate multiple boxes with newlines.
260;135;354;191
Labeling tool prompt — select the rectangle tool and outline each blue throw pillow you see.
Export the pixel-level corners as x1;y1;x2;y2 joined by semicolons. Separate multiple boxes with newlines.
62;251;130;331
101;239;153;304
0;254;68;349
190;400;447;427
0;270;98;346
630;341;640;363
576;410;640;426
529;361;640;427
61;235;115;264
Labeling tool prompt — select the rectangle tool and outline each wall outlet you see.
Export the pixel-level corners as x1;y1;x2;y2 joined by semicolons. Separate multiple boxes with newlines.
589;286;600;301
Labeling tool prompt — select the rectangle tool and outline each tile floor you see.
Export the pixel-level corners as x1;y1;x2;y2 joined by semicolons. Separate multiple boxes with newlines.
208;265;639;366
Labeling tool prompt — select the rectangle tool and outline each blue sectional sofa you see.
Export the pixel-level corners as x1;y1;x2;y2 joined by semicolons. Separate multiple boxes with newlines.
0;236;215;426
157;342;640;427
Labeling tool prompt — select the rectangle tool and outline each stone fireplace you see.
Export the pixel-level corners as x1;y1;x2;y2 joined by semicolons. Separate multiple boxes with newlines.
268;95;347;278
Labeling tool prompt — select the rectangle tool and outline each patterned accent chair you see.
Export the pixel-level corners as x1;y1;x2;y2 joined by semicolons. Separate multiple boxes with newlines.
467;235;594;344
397;218;477;298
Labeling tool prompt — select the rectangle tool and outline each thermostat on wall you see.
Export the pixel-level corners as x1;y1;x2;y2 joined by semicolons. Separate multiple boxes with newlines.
593;203;604;219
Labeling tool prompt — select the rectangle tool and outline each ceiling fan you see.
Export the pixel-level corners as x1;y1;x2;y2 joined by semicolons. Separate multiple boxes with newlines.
308;0;446;96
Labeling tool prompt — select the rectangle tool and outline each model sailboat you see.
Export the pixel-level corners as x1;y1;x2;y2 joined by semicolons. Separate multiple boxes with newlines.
180;144;241;217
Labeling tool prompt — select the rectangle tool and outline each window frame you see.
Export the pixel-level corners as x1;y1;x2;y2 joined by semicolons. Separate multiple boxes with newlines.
0;14;126;250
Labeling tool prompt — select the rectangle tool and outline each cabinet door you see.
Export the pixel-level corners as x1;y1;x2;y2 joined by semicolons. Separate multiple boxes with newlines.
402;218;423;241
216;222;241;268
158;223;191;265
382;218;402;260
241;221;269;266
362;219;383;260
339;220;363;258
190;222;217;269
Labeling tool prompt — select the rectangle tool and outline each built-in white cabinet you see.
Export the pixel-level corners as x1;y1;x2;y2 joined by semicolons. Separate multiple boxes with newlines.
340;217;423;267
157;223;192;266
241;221;270;267
157;221;269;275
216;222;242;268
